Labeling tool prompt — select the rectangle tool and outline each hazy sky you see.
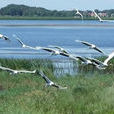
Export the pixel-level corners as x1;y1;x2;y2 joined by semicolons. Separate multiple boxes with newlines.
0;0;114;10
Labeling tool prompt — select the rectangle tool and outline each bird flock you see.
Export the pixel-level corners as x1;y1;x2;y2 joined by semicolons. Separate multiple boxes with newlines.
0;11;114;89
15;36;114;70
0;33;114;89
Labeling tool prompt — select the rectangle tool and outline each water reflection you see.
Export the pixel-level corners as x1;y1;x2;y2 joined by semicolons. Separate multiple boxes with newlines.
53;59;78;76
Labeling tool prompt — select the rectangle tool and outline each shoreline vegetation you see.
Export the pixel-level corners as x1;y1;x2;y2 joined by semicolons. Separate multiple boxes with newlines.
0;16;114;20
0;58;114;113
0;4;114;20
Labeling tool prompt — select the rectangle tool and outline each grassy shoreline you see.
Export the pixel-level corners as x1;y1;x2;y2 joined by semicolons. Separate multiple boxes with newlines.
0;16;114;20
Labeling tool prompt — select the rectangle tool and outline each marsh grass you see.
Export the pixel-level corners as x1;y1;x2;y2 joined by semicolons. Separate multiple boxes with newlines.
0;58;114;113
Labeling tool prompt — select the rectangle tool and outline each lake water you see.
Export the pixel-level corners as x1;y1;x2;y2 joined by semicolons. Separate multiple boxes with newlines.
0;20;114;75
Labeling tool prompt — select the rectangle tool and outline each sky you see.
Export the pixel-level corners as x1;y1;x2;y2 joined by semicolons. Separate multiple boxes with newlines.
0;0;114;10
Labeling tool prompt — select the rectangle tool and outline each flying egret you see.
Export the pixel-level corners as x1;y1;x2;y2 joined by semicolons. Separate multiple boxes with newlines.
41;47;61;55
74;9;83;20
15;35;42;50
0;65;36;74
75;40;106;55
93;10;114;23
16;37;68;56
39;71;67;89
48;45;69;54
75;56;96;65
89;51;114;69
93;10;103;22
59;52;78;61
16;36;61;55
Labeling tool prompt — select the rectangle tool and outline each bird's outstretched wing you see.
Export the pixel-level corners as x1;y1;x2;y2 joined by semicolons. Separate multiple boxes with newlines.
39;71;67;89
77;13;83;20
18;69;36;74
93;10;114;23
48;45;62;50
89;58;103;65
75;40;92;47
53;84;67;89
60;52;78;61
93;10;103;22
42;47;58;54
0;66;15;73
60;52;70;57
94;47;105;54
104;52;114;64
16;37;35;49
13;35;25;46
76;56;86;62
48;45;68;54
15;36;41;50
75;9;83;20
76;40;106;55
39;71;52;84
0;65;36;74
16;37;25;46
42;48;54;52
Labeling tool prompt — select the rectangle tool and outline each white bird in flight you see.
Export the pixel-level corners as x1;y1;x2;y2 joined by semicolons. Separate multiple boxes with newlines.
43;47;79;61
39;71;67;89
0;65;36;74
74;9;83;20
59;51;78;61
75;40;106;55
41;47;61;55
48;45;69;54
89;51;114;69
0;33;10;41
75;56;95;65
16;36;61;55
16;36;71;56
93;10;114;23
93;10;103;22
15;35;42;50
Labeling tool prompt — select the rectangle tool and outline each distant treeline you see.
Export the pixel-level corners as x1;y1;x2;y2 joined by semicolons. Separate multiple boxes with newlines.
0;4;75;17
0;4;114;18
